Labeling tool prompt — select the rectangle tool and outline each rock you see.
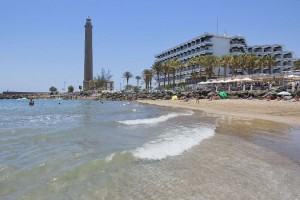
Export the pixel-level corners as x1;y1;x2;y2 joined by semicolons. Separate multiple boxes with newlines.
164;95;171;100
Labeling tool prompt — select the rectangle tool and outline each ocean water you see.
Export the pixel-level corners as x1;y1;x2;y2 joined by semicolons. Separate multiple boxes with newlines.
1;99;300;199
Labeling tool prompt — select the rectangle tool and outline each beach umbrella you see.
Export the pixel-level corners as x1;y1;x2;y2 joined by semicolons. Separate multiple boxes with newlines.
277;91;291;96
219;91;228;99
233;78;242;82
286;75;300;80
197;81;206;85
287;75;299;78
242;77;253;82
224;79;234;83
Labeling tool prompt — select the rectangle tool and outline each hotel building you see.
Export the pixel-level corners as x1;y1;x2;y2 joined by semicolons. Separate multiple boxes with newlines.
154;33;295;86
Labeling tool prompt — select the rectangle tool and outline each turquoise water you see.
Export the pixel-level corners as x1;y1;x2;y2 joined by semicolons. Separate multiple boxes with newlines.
0;99;217;199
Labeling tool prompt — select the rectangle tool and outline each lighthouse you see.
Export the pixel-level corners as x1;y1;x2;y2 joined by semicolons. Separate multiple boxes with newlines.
83;17;93;90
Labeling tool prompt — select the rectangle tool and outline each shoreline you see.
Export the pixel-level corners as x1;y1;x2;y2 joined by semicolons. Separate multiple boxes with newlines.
137;99;300;126
137;99;300;164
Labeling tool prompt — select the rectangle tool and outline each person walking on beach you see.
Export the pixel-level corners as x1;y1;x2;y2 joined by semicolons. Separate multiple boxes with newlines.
195;94;200;103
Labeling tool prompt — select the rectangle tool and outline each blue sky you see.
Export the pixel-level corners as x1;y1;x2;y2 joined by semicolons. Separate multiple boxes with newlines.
1;0;300;92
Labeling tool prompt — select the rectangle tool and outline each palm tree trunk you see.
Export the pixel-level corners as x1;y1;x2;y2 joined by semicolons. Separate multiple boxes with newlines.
179;70;182;82
173;71;176;90
224;65;227;79
199;65;202;81
157;72;160;88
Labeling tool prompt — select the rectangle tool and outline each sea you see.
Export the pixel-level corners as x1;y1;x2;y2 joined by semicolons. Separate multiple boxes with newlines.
0;99;300;200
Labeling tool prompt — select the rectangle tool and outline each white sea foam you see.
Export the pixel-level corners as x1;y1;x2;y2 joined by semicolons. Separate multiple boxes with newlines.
118;111;193;125
26;114;82;126
105;153;115;162
17;97;27;100
132;125;215;160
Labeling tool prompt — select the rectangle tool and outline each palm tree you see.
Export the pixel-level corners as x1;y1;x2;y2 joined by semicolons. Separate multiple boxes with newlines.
142;69;153;91
177;60;185;83
189;56;205;80
220;55;231;79
162;61;170;88
255;57;262;74
203;55;219;79
189;56;199;79
230;55;240;77
264;54;276;75
135;76;141;87
239;54;248;75
246;53;258;75
293;59;300;70
190;70;199;90
151;62;163;89
122;71;133;88
169;58;183;90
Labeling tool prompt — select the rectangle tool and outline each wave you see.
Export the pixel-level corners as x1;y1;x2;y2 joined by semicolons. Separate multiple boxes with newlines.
132;125;215;160
105;153;116;162
117;111;193;125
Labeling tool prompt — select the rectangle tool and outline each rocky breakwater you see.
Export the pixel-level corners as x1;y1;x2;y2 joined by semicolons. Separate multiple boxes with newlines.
83;89;296;101
0;92;49;100
1;88;298;101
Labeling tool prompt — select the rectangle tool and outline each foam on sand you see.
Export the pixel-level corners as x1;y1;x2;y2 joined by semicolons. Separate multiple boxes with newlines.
118;111;193;125
132;125;215;160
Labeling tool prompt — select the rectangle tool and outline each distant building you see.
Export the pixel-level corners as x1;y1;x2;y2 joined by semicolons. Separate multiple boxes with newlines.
105;81;114;91
154;33;295;86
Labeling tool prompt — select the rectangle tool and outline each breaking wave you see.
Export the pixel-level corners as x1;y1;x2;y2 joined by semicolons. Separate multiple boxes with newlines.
118;111;193;125
132;125;215;160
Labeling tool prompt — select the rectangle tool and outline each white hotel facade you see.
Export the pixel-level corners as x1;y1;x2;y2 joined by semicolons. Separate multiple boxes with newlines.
154;33;295;86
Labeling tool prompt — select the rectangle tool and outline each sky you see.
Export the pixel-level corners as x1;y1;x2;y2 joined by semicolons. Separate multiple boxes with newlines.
1;0;300;92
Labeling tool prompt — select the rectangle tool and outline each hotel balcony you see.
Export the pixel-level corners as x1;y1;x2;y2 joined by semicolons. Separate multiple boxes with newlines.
200;35;213;43
230;43;246;48
273;46;283;52
199;50;213;55
155;41;215;62
276;61;282;66
263;46;272;53
230;47;246;54
283;52;292;59
274;52;282;58
230;52;244;55
254;49;263;53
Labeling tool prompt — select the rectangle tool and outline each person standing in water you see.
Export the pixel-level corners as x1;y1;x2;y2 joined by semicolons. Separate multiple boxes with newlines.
29;99;34;106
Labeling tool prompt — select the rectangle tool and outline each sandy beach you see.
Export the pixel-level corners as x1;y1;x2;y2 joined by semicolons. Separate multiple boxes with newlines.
137;99;300;126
